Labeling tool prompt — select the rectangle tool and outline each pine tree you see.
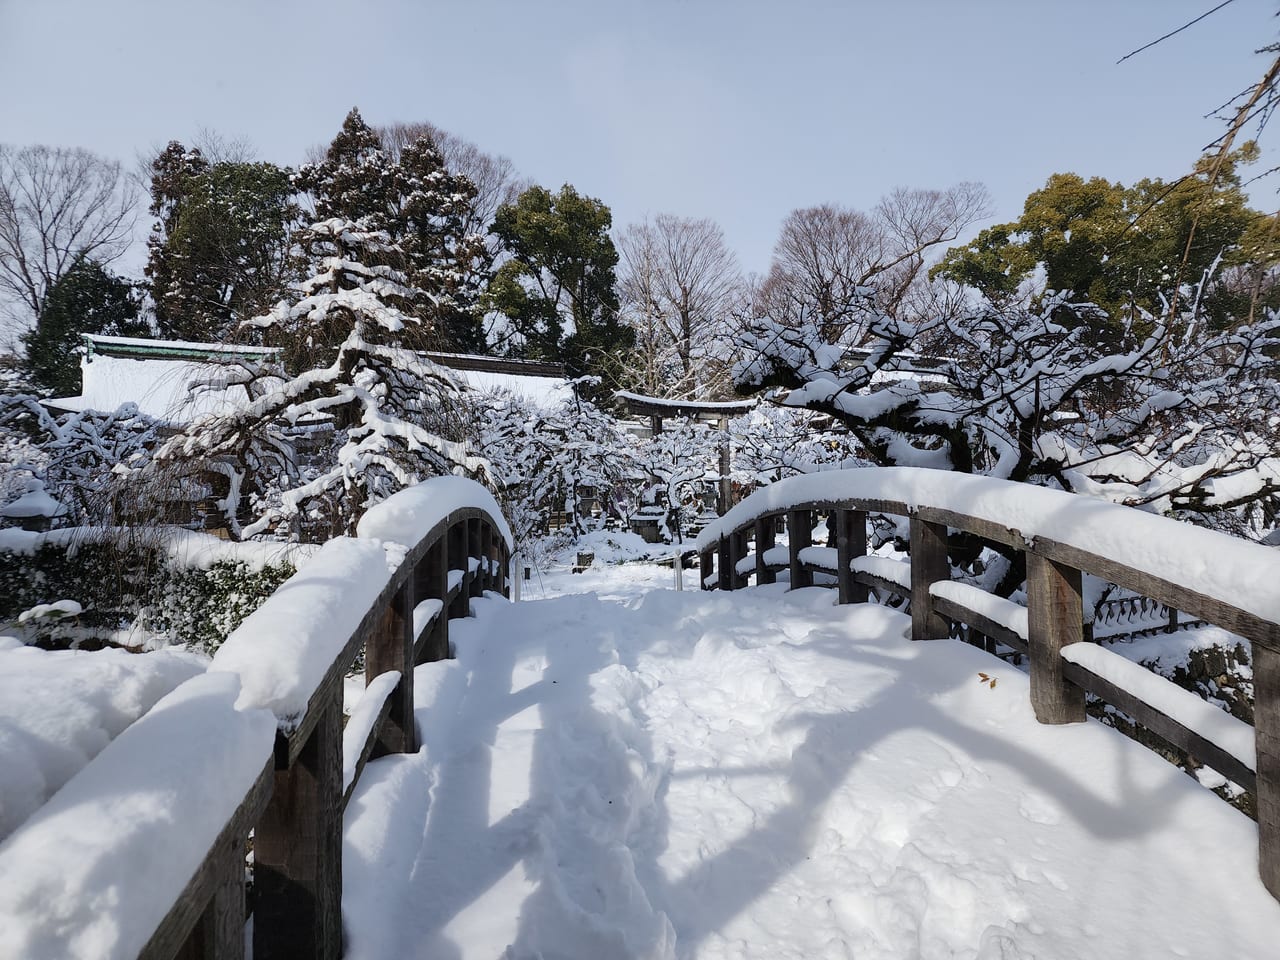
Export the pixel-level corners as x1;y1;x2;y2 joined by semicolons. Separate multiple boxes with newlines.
23;257;146;395
295;108;487;352
145;142;299;341
149;217;482;541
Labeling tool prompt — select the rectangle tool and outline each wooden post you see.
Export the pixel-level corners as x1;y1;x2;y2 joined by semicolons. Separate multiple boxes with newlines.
1255;641;1280;899
254;693;343;960
729;529;749;589
787;509;812;589
447;522;469;620
836;509;868;605
1026;550;1087;724
717;416;731;516
754;516;776;585
366;580;416;755
699;548;714;590
717;535;734;591
415;539;449;662
909;517;949;639
479;523;493;592
173;833;246;960
467;517;483;599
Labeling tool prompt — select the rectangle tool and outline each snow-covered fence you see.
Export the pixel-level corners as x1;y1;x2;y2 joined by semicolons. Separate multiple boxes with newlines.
0;477;512;960
695;467;1280;904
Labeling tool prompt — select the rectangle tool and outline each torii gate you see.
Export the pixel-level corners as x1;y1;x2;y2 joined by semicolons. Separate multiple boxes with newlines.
614;391;757;515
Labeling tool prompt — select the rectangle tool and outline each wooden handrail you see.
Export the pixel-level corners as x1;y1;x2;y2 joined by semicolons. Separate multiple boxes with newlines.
73;480;512;960
696;470;1280;903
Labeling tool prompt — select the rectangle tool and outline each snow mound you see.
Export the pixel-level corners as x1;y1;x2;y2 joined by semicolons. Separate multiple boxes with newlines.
0;644;206;839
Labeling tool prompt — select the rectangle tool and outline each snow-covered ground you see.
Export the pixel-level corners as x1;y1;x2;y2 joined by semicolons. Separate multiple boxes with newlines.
344;563;1280;959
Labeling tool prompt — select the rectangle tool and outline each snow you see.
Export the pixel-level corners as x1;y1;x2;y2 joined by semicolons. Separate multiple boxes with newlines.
49;353;268;424
614;390;757;413
16;599;83;623
1060;642;1256;769
0;524;312;572
343;671;402;793
356;475;513;552
761;544;789;567
0;645;206;840
83;333;277;355
413;598;445;642
210;537;391;726
931;581;1030;638
697;467;1280;627
0;672;275;960
0;479;66;519
851;553;912;588
459;368;574;410
340;565;1280;958
797;544;838;570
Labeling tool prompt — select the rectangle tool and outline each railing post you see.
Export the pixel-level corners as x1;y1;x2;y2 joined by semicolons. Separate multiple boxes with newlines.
478;522;493;592
447;521;469;620
787;509;813;589
416;538;449;662
1255;641;1280;898
729;528;749;589
467;517;483;599
909;516;949;639
174;830;247;960
836;508;867;605
699;548;714;590
754;516;776;585
366;579;416;755
1026;550;1087;724
253;690;343;960
716;535;732;591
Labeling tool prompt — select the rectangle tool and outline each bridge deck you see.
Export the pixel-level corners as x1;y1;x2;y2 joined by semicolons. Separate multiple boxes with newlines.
343;566;1280;959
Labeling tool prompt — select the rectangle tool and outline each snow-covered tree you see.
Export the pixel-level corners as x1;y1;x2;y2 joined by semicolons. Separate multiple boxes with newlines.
0;396;160;525
634;418;720;543
296;109;488;352
473;383;638;545
736;286;1280;585
729;404;866;485
146;218;482;541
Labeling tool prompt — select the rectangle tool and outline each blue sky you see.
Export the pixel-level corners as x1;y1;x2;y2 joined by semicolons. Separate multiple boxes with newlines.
0;0;1275;277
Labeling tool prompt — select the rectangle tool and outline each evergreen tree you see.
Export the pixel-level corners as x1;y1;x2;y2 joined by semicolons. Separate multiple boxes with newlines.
933;147;1277;330
145;142;300;341
295;109;488;352
487;184;634;393
23;257;145;395
150;216;482;541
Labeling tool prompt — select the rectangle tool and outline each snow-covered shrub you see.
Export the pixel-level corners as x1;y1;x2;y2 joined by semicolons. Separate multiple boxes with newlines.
0;537;294;653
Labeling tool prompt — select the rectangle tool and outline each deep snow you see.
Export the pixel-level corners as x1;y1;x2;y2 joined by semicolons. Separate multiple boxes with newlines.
343;562;1280;959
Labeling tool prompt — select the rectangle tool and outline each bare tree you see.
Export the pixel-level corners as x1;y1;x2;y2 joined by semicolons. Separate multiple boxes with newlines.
617;214;744;399
0;144;138;324
756;183;990;343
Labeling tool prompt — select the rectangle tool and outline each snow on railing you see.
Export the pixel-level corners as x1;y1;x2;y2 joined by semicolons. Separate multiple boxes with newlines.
696;466;1280;904
0;477;512;960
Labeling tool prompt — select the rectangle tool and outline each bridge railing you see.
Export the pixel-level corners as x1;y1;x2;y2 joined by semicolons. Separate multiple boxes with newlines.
695;467;1280;903
0;476;511;960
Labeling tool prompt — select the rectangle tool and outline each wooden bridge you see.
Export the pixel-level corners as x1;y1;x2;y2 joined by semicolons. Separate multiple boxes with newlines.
3;467;1279;958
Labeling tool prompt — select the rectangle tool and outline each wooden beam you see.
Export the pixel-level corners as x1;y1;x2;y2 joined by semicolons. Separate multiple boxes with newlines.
699;548;714;590
365;580;416;756
1026;551;1086;724
787;510;813;589
253;692;344;960
909;517;949;640
835;509;867;605
1257;641;1280;899
754;516;776;586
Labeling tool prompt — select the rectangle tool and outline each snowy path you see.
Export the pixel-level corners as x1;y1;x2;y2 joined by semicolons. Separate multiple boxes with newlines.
343;566;1280;959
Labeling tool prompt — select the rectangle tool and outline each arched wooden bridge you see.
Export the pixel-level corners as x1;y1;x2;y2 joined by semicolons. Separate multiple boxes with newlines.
2;468;1279;958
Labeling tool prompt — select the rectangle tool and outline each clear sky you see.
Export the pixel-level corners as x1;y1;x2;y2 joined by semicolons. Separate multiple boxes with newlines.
0;0;1275;279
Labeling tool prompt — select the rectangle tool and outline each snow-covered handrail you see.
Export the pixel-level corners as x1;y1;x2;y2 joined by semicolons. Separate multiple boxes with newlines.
696;467;1280;903
6;477;512;960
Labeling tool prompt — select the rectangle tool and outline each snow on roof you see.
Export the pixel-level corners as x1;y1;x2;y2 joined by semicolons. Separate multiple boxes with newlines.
614;391;757;416
456;367;574;409
84;334;277;358
46;353;271;425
